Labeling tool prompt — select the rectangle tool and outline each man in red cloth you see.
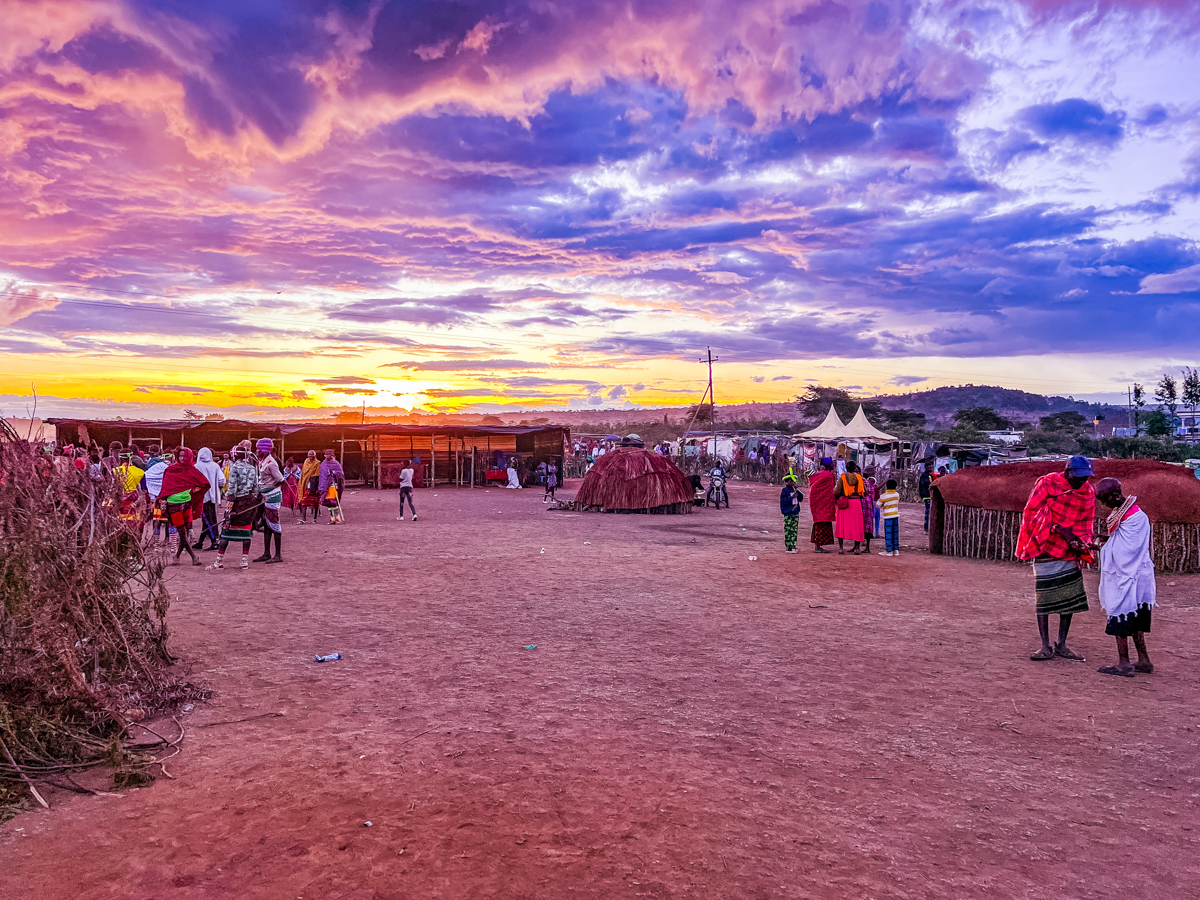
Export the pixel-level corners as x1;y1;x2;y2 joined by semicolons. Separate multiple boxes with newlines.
1016;455;1096;661
808;457;836;553
159;447;212;567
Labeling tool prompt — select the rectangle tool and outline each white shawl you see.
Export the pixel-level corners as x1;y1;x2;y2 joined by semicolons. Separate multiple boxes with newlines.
1099;507;1156;621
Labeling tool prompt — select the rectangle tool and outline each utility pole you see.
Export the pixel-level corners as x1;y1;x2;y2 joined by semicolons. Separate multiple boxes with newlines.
699;346;718;434
1127;385;1132;433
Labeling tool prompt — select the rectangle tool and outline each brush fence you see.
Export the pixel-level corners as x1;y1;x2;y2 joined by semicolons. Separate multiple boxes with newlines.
939;503;1200;573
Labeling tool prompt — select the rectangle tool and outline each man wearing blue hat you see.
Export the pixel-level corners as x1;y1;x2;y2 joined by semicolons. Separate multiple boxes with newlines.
1016;455;1097;661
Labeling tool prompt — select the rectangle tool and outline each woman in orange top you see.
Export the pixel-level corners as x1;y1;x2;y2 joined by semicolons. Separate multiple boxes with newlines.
833;461;867;554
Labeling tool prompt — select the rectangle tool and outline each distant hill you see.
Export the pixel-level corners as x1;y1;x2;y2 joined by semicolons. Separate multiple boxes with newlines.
870;385;1128;429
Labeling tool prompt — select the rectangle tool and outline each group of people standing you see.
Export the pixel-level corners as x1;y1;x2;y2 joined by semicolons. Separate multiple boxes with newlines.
787;457;901;556
67;439;346;571
1017;455;1156;677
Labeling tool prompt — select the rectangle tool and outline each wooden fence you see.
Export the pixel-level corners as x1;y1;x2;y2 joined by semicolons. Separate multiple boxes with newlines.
939;503;1200;573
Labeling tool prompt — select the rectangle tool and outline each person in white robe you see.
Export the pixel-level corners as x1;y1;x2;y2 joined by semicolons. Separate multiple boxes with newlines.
1093;477;1155;677
506;460;522;489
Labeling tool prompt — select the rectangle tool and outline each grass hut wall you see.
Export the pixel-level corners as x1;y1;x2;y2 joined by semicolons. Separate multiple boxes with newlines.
930;460;1200;573
575;448;693;514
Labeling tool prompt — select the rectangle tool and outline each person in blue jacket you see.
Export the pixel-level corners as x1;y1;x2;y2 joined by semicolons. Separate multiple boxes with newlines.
780;472;804;553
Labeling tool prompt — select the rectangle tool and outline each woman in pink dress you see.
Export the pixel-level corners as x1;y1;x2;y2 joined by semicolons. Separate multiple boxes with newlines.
833;461;867;554
281;456;301;511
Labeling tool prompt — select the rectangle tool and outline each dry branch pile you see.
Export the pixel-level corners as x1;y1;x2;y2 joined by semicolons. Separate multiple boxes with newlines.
0;424;205;815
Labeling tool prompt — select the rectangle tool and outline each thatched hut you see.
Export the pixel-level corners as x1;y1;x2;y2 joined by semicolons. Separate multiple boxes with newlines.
930;460;1200;572
575;448;693;514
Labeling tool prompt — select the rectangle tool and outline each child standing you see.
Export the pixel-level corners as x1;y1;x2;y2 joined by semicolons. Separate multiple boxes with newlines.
877;478;901;556
543;462;558;502
779;472;804;553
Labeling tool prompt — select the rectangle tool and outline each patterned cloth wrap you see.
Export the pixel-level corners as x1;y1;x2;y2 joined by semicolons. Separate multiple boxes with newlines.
1033;556;1089;616
261;487;283;533
220;494;260;543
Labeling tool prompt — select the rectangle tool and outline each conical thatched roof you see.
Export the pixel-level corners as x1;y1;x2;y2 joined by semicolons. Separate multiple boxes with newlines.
576;448;693;512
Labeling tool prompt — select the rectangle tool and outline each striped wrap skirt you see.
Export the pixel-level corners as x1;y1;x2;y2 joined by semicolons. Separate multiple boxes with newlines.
1033;555;1089;616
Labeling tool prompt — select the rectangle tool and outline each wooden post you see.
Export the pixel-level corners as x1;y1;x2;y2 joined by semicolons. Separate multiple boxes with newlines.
431;435;436;488
471;446;476;488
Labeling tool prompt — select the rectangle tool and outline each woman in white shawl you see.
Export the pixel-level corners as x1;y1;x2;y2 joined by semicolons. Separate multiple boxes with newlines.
506;459;522;489
1093;477;1155;677
193;447;226;550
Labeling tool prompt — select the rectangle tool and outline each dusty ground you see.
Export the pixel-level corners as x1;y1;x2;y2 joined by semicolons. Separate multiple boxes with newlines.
3;481;1199;899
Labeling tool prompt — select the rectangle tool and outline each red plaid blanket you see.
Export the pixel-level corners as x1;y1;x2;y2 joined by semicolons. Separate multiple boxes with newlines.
1016;471;1095;562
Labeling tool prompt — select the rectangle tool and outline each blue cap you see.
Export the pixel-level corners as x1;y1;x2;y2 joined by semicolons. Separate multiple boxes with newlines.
821;457;833;465
1066;454;1093;476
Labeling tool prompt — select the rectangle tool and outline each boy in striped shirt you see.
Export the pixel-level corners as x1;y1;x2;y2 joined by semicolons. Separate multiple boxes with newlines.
877;479;901;557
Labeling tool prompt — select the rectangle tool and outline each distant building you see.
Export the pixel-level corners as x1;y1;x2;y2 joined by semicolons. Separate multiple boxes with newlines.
981;428;1024;445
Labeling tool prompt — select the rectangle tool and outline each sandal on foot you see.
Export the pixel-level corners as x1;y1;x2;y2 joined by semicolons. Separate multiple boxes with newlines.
1054;643;1085;661
1098;664;1134;677
1030;647;1055;661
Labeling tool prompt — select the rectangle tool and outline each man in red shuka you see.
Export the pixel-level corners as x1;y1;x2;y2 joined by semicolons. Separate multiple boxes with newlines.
808;457;836;554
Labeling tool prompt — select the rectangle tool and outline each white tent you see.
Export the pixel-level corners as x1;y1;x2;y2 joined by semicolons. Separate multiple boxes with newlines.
798;404;847;439
844;405;897;442
797;404;896;442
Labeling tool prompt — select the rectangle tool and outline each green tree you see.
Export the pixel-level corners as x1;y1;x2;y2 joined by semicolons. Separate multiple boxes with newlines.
1132;383;1146;435
881;408;927;436
1145;410;1172;437
1181;367;1200;433
953;406;1013;432
1155;373;1179;425
686;403;714;425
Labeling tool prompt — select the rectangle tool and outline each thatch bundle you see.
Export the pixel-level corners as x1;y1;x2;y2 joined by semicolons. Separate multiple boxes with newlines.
0;425;204;812
576;448;693;514
930;460;1200;572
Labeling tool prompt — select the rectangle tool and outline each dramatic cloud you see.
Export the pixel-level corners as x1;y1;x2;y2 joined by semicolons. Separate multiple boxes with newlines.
0;0;1196;415
1138;264;1200;295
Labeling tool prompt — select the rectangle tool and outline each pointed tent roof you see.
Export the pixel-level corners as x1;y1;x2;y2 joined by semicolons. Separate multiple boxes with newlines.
844;405;897;441
799;404;848;439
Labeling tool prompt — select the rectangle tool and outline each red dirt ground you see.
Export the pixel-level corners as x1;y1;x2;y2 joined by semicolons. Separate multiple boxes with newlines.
3;481;1199;899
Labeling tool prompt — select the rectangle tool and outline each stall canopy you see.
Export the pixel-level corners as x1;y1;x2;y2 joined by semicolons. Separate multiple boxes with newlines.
843;406;897;442
798;404;896;442
798;405;848;439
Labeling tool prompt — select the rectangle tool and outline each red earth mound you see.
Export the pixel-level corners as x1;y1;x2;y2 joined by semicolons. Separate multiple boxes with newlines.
934;459;1200;523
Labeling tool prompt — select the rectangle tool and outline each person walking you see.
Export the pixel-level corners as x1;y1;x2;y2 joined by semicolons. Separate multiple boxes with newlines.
298;449;321;522
876;478;901;556
779;472;804;553
159;448;210;567
808;457;836;553
544;462;558;503
281;457;301;511
1093;477;1156;677
918;462;934;533
319;449;346;524
1016;455;1096;662
397;459;417;521
193;447;226;550
253;438;285;563
210;447;260;570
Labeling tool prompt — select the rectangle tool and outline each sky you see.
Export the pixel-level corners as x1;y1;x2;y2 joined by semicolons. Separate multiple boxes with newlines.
1;0;1199;420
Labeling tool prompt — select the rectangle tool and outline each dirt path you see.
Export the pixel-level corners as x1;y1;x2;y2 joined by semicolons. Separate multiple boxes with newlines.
3;482;1199;899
